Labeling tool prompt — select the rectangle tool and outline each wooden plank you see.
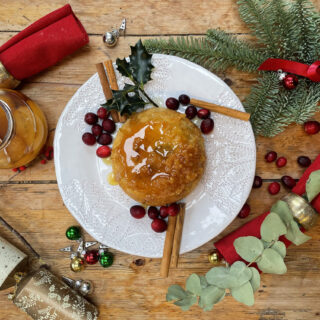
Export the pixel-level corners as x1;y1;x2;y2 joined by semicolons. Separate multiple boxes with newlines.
0;184;319;319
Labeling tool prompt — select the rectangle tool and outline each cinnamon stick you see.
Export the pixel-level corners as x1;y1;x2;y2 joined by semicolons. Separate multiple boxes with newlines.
190;98;250;121
170;203;186;268
104;60;127;123
95;62;119;123
160;215;177;277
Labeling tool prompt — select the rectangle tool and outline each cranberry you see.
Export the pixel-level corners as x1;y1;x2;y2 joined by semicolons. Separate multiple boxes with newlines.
200;118;214;134
92;124;103;136
238;203;250;219
12;168;18;172
178;94;190;106
165;97;179;110
265;151;277;162
167;203;180;216
97;107;109;120
276;157;287;168
96;146;111;158
268;182;280;195
84;112;98;125
148;206;159;219
185;105;197;119
253;175;262;188
281;175;296;189
98;133;112;145
304;121;320;135
82;132;96;145
159;206;168;218
40;159;47;164
197;108;211;119
19;166;26;171
102;119;116;133
297;156;311;167
130;205;146;219
151;218;167;233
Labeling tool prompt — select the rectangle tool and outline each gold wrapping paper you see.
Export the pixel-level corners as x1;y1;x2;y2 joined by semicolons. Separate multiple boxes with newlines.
13;268;99;320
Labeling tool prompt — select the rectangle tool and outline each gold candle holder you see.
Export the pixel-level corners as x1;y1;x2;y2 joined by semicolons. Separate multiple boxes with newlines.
0;62;20;89
282;193;318;230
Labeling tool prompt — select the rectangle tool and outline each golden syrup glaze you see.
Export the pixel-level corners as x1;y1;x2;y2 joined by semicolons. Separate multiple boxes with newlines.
111;108;206;206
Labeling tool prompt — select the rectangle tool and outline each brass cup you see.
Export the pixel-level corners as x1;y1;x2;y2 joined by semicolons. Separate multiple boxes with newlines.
282;193;318;230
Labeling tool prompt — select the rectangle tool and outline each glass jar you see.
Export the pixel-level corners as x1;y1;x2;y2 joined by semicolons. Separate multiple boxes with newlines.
0;89;48;168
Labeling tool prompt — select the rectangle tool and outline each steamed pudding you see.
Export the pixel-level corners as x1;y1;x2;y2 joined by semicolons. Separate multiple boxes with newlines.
111;108;206;206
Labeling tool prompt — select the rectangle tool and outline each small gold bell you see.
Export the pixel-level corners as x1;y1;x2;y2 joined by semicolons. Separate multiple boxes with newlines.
70;257;85;272
208;249;222;265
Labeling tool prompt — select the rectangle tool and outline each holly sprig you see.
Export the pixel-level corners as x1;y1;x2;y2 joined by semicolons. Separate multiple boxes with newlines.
101;40;159;116
167;198;313;311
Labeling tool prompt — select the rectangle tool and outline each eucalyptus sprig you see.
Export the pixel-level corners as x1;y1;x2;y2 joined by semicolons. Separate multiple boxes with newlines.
101;40;159;116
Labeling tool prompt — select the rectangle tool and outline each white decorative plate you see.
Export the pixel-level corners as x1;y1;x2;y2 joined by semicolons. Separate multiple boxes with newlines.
54;54;256;258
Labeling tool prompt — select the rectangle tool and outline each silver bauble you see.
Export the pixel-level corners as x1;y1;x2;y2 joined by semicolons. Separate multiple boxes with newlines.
74;279;83;289
79;281;94;295
103;32;117;47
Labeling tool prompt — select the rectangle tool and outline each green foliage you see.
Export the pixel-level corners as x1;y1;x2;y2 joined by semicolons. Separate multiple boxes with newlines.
260;213;287;242
144;0;320;137
234;236;264;262
257;248;287;274
306;170;320;202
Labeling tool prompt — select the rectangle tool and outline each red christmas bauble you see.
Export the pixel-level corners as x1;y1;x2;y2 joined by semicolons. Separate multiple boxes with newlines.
283;74;298;90
84;249;100;265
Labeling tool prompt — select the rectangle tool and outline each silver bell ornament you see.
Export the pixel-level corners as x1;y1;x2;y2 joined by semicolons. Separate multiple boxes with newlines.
62;277;94;296
79;281;94;296
103;18;126;47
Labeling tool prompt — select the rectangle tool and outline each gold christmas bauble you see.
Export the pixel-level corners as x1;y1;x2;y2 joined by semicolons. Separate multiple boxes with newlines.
208;250;221;265
70;257;85;272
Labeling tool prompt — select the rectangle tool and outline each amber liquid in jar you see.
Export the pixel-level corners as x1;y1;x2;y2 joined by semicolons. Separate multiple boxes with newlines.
0;89;48;169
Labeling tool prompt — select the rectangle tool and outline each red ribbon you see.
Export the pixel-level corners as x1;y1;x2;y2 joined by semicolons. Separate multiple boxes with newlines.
258;58;320;82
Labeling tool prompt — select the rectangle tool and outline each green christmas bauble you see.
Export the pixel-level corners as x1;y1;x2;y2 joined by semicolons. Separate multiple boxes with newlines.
66;226;81;240
99;252;114;268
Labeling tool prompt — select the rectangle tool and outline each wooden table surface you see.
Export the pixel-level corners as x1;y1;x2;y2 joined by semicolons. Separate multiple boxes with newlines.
1;1;320;319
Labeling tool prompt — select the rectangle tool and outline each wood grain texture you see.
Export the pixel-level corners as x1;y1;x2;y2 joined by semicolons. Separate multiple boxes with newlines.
0;1;320;319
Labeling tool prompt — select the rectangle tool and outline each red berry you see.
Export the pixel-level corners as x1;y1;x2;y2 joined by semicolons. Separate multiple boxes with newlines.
130;205;146;219
165;97;179;110
265;151;277;162
297;156;311;167
197;108;211;119
84;112;98;125
283;74;298;90
276;157;287;168
19;166;26;171
92;124;103;136
178;94;190;106
200;118;214;134
304;121;320;135
281;175;296;189
185;105;197;119
40;159;47;164
151;218;167;233
238;203;250;219
96;146;111;158
148;206;159;219
97;107;109;120
98;133;112;145
102;119;116;133
12;168;18;172
159;206;168;218
82;132;96;146
268;182;280;195
253;175;262;188
84;249;100;265
167;203;180;216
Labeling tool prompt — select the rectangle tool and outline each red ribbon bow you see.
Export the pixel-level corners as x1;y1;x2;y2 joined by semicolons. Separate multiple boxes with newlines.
258;58;320;82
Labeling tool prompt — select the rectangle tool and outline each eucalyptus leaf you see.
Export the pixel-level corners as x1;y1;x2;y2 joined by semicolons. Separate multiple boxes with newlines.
260;213;287;242
199;275;208;289
306;170;320;202
249;267;261;292
270;200;294;225
270;241;286;258
186;274;202;296
199;285;225;311
174;295;197;311
166;284;188;301
262;240;270;248
286;220;311;246
231;282;255;306
234;236;264;262
257;248;287;274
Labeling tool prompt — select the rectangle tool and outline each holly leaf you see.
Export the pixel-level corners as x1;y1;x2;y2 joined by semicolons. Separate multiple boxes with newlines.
115;57;131;78
286;220;311;246
249;267;260;292
231;281;255;306
270;200;294;226
260;212;287;242
306;170;320;202
166;285;188;301
186;274;202;296
234;236;264;262
257;248;287;274
199;285;225;311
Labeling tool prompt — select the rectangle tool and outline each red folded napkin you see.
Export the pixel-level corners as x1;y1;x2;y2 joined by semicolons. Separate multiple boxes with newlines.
215;154;320;265
0;4;88;80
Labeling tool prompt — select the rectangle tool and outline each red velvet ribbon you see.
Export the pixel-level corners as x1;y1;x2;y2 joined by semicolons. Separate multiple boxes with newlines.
258;58;320;82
